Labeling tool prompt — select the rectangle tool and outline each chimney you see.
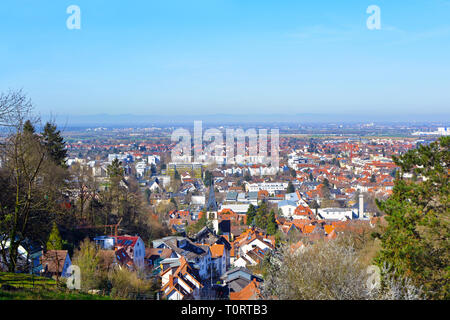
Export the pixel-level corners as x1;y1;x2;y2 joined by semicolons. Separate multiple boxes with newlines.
359;193;364;218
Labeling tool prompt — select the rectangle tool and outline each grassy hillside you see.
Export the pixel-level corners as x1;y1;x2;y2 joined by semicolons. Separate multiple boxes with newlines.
0;272;111;300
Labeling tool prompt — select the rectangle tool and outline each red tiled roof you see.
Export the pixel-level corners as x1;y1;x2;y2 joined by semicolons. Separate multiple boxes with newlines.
229;279;261;300
210;244;225;258
302;225;316;234
113;235;139;247
294;205;314;217
324;224;335;235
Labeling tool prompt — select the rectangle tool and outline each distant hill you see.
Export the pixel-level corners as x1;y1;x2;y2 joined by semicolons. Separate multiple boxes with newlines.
45;113;450;128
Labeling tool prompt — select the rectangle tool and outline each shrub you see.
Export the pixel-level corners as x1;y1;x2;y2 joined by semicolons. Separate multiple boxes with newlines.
108;267;152;299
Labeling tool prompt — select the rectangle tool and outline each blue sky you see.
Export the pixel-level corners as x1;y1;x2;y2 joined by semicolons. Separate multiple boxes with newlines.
1;0;450;118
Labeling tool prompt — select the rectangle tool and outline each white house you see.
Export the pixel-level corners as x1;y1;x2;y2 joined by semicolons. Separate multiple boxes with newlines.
115;236;146;270
210;244;227;277
219;204;250;214
234;235;275;268
224;167;243;176
153;237;212;280
191;196;206;206
148;180;161;192
135;161;148;177
180;172;192;183
156;175;171;188
94;235;146;270
108;153;129;163
148;155;161;165
240;237;273;256
317;208;357;221
285;191;309;207
233;256;252;268
246;182;288;194
160;256;203;300
277;200;298;218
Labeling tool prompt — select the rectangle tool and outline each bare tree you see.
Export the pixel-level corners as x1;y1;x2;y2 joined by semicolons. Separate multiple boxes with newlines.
0;90;48;272
70;162;97;222
376;263;424;300
262;239;370;300
0;89;35;129
261;238;424;300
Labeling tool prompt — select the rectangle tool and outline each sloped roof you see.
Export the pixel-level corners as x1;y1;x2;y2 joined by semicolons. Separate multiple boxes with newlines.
294;205;314;216
40;250;68;274
210;244;225;258
226;191;238;201
229;279;261;300
278;200;297;207
161;256;204;299
161;237;209;261
323;224;336;235
115;247;133;267
228;277;252;293
113;235;140;247
302;225;316;234
145;248;173;260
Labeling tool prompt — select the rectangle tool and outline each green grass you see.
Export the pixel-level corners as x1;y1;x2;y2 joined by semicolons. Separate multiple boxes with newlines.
0;272;57;289
0;288;112;300
0;272;111;300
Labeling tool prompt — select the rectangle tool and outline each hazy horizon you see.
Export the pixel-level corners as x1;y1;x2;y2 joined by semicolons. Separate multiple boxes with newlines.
40;112;450;127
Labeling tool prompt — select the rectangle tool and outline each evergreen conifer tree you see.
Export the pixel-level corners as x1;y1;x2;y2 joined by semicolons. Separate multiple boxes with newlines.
376;137;449;299
246;204;257;226
287;181;295;193
266;209;278;235
46;222;63;250
41;122;67;167
23;120;35;134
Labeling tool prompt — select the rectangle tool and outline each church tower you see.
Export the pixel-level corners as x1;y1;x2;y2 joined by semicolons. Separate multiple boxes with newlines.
206;180;218;212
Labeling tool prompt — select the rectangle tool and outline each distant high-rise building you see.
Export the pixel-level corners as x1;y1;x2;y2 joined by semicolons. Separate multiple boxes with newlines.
412;127;450;136
167;162;202;179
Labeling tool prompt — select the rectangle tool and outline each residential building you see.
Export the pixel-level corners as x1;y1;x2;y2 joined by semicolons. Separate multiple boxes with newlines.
160;256;203;300
40;250;72;278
